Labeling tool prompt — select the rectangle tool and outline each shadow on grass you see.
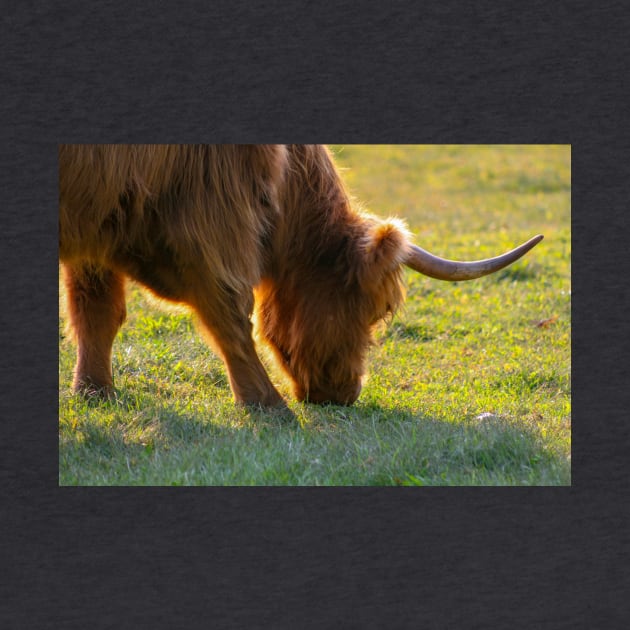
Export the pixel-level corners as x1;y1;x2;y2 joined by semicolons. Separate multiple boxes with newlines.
59;390;569;486
282;401;567;485
59;386;295;457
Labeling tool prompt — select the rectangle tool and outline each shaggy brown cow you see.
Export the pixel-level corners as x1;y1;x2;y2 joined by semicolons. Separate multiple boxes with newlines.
59;144;542;406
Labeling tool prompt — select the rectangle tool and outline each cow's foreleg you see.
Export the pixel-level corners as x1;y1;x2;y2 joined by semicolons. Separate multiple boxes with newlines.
62;263;126;397
192;286;285;408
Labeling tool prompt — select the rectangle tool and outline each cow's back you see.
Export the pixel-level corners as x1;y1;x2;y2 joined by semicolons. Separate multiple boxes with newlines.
59;144;289;291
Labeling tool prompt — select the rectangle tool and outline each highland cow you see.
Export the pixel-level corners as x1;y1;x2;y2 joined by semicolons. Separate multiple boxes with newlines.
59;144;542;406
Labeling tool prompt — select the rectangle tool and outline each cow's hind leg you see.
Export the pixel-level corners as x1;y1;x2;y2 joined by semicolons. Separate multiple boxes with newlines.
191;285;284;408
62;263;126;397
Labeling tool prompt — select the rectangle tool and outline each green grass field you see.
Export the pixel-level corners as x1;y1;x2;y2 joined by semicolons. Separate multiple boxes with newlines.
59;145;571;486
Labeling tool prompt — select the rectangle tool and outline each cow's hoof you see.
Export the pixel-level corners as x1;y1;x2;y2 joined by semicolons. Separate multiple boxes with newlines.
73;380;115;402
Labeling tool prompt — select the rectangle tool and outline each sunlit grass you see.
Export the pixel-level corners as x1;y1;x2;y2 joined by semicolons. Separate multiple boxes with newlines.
59;145;570;486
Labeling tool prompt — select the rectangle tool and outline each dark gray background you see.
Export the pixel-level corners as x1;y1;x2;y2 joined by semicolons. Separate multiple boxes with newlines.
2;1;628;627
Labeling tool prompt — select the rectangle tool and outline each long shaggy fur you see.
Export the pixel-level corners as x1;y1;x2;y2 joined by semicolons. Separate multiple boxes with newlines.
254;145;409;403
59;144;411;405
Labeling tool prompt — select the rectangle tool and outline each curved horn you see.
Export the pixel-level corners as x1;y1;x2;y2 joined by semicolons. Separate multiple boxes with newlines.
404;234;543;281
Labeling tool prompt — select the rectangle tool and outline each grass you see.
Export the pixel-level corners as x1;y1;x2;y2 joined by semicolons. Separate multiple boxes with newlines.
59;145;571;485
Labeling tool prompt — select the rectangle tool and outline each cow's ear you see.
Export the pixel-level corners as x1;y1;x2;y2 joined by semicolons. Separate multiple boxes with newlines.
360;219;410;278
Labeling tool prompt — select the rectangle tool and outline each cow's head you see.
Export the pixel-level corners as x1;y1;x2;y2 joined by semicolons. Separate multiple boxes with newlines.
255;217;410;404
255;219;542;405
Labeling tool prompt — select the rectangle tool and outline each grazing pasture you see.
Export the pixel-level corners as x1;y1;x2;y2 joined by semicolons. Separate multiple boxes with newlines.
59;144;570;486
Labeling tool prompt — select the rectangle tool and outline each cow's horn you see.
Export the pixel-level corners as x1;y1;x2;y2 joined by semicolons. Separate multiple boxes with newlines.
404;234;544;281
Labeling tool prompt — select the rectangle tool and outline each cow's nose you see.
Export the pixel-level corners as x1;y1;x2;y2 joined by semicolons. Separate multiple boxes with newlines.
308;380;362;406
